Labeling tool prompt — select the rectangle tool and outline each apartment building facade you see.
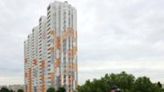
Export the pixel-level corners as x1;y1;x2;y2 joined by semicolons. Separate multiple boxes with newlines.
24;1;77;92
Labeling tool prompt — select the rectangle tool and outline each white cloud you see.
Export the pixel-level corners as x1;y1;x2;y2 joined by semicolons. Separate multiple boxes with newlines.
0;76;23;85
79;60;164;84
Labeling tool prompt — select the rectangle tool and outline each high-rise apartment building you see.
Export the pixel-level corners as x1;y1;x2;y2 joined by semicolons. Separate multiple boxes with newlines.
24;1;77;92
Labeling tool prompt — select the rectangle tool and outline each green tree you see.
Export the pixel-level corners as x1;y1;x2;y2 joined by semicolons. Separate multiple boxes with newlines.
57;87;66;92
108;71;135;92
0;87;10;92
161;89;164;92
77;71;163;92
157;82;162;88
132;76;163;92
17;89;24;92
47;87;56;92
10;89;14;92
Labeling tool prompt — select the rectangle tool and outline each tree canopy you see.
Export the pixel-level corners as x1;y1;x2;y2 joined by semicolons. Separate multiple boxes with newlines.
57;87;66;92
47;87;66;92
47;87;56;92
0;87;11;92
17;89;24;92
78;71;164;92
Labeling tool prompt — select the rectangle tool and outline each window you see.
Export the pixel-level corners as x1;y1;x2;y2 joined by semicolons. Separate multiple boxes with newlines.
47;35;51;39
48;56;51;59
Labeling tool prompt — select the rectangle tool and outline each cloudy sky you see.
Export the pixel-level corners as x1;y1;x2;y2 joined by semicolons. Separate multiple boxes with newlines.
0;0;164;85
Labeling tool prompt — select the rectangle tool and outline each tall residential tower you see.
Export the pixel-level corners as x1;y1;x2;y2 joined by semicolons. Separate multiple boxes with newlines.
24;1;78;92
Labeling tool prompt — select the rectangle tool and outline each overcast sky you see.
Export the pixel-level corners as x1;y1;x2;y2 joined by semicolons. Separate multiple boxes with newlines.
0;0;164;85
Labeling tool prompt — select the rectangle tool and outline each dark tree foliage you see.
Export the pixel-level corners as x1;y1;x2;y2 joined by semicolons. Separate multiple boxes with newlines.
57;87;66;92
0;87;10;92
10;90;14;92
157;82;162;88
78;71;164;92
47;87;56;92
17;89;24;92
